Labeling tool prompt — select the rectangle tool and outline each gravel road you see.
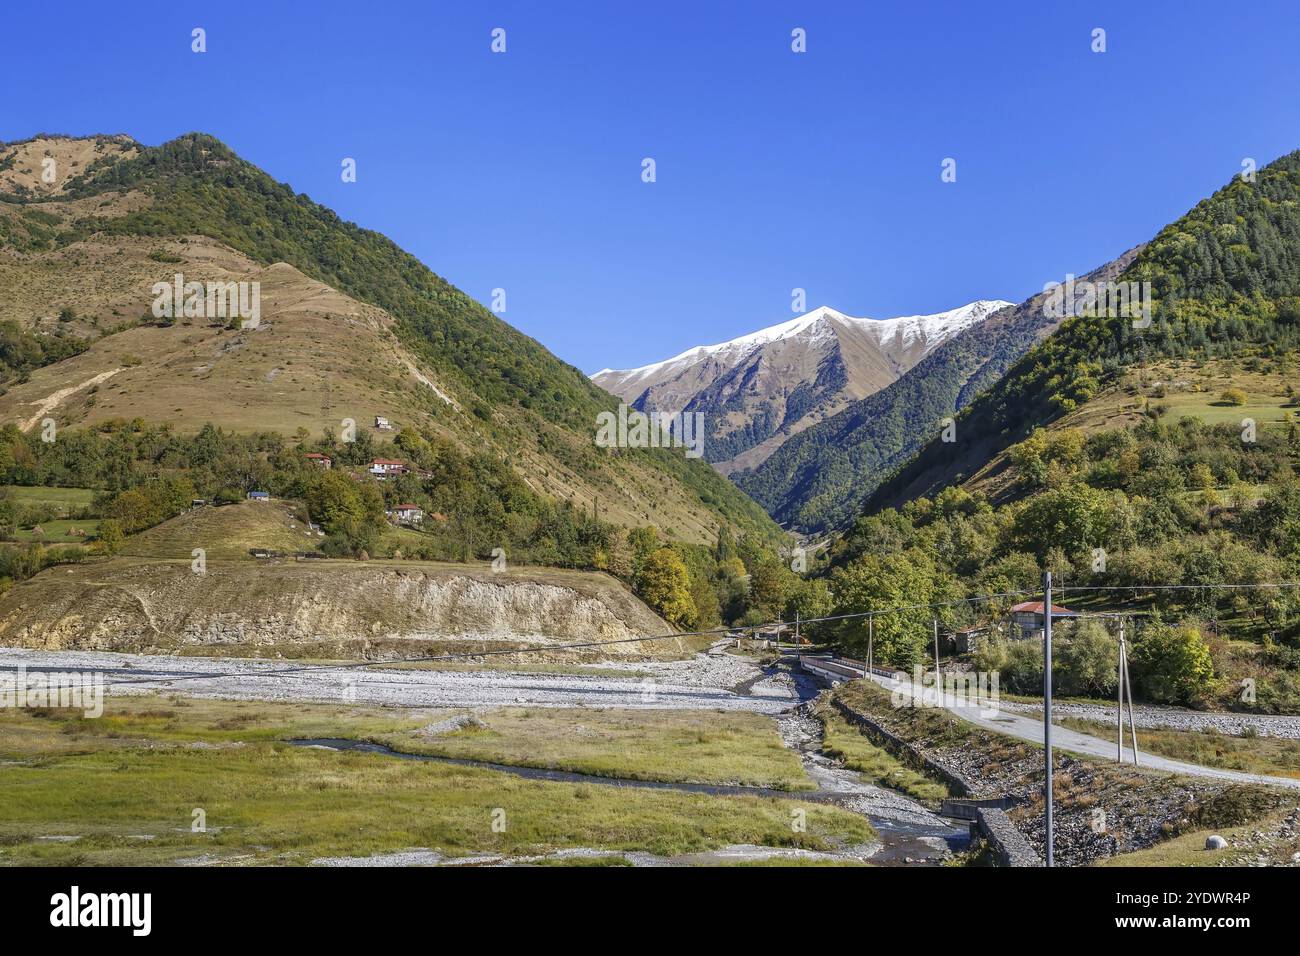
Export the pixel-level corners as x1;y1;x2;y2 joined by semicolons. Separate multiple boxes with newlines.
997;699;1300;739
869;672;1300;791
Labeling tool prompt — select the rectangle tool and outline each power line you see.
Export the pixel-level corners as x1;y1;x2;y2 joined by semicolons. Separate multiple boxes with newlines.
89;588;1038;690
71;580;1300;691
1063;582;1300;592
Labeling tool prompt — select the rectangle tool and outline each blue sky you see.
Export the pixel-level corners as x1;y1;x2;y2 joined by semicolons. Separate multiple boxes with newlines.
4;1;1299;373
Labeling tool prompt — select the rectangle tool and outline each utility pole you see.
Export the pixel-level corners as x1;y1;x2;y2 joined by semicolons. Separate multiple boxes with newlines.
866;616;874;678
1043;570;1054;868
1122;621;1140;766
794;610;800;647
933;617;942;707
1117;618;1125;763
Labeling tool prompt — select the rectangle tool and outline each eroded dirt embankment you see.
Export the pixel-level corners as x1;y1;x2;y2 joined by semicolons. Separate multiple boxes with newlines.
0;559;677;659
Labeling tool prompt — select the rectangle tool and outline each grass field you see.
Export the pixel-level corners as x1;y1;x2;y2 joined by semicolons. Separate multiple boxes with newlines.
0;486;97;511
0;696;872;865
1097;806;1299;867
117;499;321;560
10;518;101;544
1061;717;1300;779
1061;357;1299;436
966;355;1300;503
381;707;814;791
2;485;99;545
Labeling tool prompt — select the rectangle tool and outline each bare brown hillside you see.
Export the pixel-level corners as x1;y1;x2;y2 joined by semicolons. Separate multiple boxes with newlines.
0;557;679;660
0;134;137;198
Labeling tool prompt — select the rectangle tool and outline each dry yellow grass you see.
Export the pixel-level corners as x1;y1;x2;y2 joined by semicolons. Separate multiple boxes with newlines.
0;135;137;198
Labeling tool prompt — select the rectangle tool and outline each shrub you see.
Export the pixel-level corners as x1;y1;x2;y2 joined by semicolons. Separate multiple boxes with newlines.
1055;621;1119;697
1131;622;1216;705
1002;640;1044;695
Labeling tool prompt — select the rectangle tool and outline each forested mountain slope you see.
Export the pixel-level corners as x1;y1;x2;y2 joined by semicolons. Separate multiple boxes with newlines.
595;300;1008;476
735;252;1139;532
0;133;781;546
867;150;1300;512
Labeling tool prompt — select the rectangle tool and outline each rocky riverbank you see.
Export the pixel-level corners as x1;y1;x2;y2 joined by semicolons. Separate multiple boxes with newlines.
831;681;1297;866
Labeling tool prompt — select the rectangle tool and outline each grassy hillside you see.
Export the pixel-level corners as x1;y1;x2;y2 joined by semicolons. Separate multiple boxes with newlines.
735;251;1140;533
803;150;1300;713
117;499;319;560
868;149;1300;511
0;133;781;548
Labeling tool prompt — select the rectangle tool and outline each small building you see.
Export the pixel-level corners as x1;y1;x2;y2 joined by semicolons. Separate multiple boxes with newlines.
247;490;271;502
305;452;332;469
374;416;393;430
952;624;989;654
368;458;408;479
751;625;791;646
387;504;425;526
1008;601;1079;641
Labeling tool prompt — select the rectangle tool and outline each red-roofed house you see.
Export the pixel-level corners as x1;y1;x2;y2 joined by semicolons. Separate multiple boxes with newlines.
305;452;332;469
1009;600;1079;640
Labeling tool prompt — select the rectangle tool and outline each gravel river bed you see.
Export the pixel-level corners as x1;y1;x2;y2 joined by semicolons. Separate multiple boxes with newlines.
1;642;970;866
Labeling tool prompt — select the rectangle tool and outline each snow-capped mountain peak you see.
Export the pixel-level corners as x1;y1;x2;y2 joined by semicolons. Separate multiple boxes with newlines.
595;300;1010;391
591;297;1011;475
855;299;1014;349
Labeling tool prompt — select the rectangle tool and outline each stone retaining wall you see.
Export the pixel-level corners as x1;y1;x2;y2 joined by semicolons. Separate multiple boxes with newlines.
976;808;1043;867
829;696;1043;866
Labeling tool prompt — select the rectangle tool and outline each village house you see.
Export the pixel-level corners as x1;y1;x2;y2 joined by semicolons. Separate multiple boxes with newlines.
374;416;393;430
1008;600;1079;641
387;504;425;526
246;490;271;502
368;458;408;479
304;452;332;469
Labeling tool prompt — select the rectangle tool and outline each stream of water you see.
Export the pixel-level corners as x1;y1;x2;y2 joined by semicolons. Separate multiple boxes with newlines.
291;658;971;866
